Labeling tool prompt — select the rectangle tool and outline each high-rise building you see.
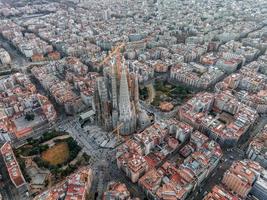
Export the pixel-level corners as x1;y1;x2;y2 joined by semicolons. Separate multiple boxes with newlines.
94;55;150;135
247;125;267;168
0;142;29;200
251;170;267;200
34;167;93;200
103;181;137;200
222;160;262;198
203;185;239;200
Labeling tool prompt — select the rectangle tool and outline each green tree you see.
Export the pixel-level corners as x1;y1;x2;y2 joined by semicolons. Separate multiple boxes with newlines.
83;153;91;163
25;112;35;121
39;145;49;153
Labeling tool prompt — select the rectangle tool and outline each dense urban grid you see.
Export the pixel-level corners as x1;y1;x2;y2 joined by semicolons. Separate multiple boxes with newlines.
0;0;267;200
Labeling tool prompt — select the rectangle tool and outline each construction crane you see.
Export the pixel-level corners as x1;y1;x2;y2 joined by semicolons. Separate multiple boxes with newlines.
110;122;124;140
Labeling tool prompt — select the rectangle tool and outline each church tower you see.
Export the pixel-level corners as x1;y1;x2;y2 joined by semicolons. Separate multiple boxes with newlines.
94;49;150;135
118;62;134;135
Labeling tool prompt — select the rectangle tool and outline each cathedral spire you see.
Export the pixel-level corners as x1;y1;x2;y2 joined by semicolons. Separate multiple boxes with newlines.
119;63;132;117
118;62;134;134
111;58;118;109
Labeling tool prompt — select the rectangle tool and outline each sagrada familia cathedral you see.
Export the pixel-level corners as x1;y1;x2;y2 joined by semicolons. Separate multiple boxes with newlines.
94;55;150;135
